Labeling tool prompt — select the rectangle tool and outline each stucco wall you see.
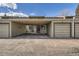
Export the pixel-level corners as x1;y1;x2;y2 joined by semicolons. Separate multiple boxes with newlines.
11;22;26;36
48;21;54;38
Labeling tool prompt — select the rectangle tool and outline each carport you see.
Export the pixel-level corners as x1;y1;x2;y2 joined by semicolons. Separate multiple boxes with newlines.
9;17;51;38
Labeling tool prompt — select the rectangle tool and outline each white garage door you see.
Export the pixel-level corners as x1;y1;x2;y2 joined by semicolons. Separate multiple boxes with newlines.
0;24;9;38
54;23;71;38
75;23;79;38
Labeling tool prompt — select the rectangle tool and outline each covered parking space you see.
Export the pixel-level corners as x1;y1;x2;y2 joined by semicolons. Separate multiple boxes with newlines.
10;18;51;38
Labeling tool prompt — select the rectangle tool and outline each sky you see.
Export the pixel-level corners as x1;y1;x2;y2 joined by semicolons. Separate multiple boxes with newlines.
0;3;78;17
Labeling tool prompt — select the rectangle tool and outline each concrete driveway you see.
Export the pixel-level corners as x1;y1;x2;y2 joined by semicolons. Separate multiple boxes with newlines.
0;39;79;56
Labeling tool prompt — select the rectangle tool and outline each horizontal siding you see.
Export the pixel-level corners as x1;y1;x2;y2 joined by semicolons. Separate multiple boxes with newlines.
0;24;9;37
54;23;71;38
75;23;79;38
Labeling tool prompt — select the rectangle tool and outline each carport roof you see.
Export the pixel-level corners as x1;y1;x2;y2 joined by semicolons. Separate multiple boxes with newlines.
0;16;74;25
0;16;74;19
1;16;65;19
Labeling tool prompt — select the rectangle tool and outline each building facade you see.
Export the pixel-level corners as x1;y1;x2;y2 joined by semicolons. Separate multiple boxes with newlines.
0;5;79;39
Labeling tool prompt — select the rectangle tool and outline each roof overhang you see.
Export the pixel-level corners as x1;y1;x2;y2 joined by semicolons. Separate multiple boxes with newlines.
11;19;51;25
0;16;74;25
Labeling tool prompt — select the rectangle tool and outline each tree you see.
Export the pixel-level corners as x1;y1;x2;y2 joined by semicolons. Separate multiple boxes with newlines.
59;9;71;16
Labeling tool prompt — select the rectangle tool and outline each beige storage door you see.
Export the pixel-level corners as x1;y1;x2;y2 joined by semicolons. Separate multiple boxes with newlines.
54;23;71;38
75;23;79;38
0;24;9;38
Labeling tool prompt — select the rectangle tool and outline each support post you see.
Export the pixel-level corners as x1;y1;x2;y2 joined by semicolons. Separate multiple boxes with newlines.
9;21;12;38
48;21;54;38
72;17;75;38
